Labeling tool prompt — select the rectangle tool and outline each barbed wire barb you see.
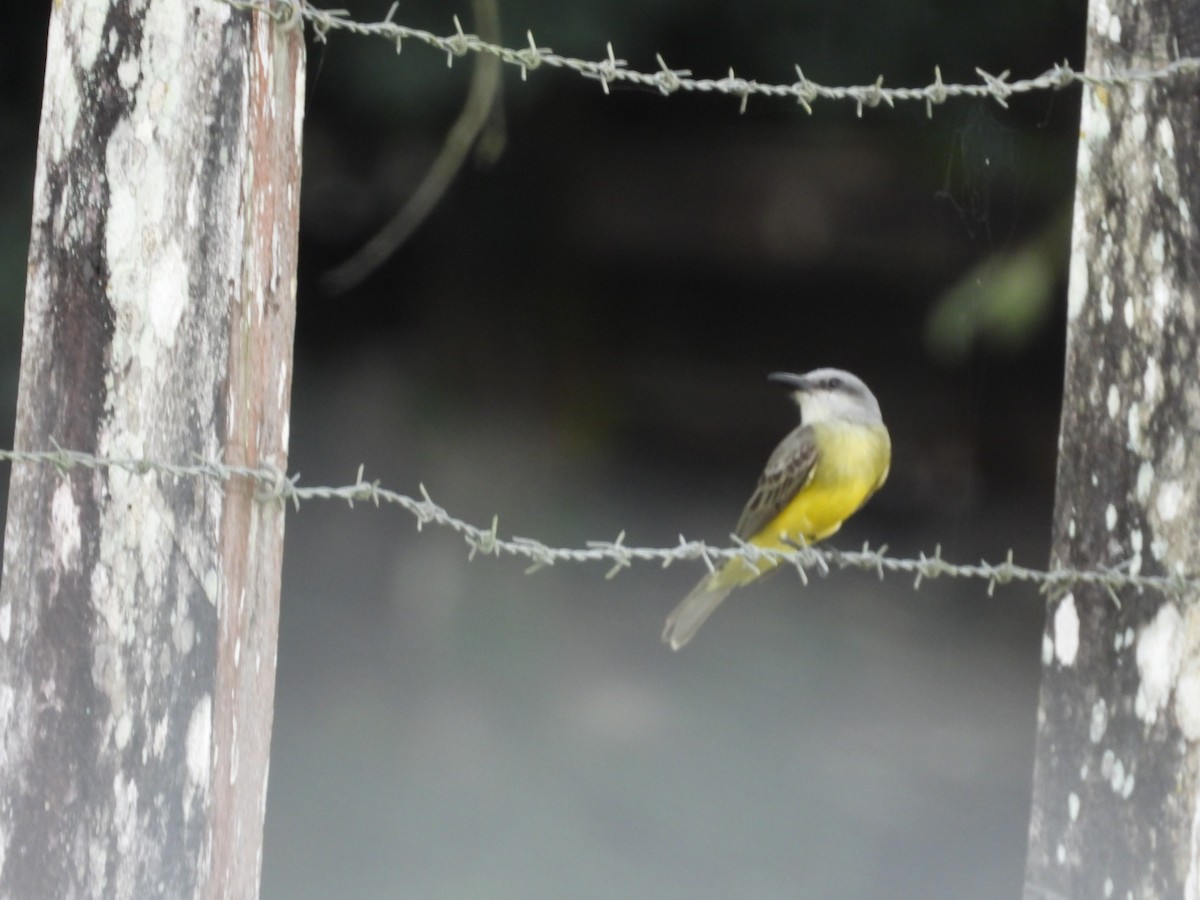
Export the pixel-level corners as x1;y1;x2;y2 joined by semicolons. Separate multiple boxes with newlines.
792;66;817;114
600;531;631;579
217;0;1200;115
1105;584;1124;610
595;42;623;94
924;66;947;118
517;32;542;80
791;552;811;586
976;67;1014;107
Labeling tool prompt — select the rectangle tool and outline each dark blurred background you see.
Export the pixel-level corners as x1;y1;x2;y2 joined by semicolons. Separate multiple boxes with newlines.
1;1;1085;897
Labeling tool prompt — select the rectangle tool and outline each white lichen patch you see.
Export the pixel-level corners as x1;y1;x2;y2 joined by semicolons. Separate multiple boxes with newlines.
203;568;219;607
277;360;289;409
88;560;116;633
51;481;82;570
0;685;14;741
1109;756;1125;793
1102;755;1134;798
1126;402;1142;451
292;56;306;161
112;771;139;860
1157;118;1175;159
152;713;169;760
114;711;132;750
140;0;190;121
1107;384;1120;419
116;52;140;92
171;592;194;656
230;715;240;787
85;833;106;897
1130;111;1146;144
43;13;82;167
66;0;109;70
1142;358;1160;401
261;757;272;816
1150;231;1165;265
146;242;188;347
1099;279;1114;323
1174;657;1200;741
1105;504;1118;531
1090;698;1108;743
1054;594;1080;666
1135;462;1154;502
183;694;212;822
1134;603;1184;724
1067;239;1088;320
1129;529;1143;576
105;119;168;292
1106;11;1122;42
1151;276;1170;326
1156;481;1183;522
90;458;181;694
1100;747;1115;779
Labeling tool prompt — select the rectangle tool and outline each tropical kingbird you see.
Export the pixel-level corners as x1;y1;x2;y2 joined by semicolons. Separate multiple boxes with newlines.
662;368;891;650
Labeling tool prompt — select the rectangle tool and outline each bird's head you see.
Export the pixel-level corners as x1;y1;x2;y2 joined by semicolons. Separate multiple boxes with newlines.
767;368;883;425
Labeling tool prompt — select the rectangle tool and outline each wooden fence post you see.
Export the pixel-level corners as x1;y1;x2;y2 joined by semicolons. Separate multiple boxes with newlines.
0;2;303;897
1024;0;1200;896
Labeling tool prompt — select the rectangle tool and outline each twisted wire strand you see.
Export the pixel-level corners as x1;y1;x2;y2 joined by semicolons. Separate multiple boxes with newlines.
4;445;1194;600
218;0;1200;116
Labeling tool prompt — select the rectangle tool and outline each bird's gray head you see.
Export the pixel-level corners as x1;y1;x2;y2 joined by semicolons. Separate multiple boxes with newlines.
767;368;883;425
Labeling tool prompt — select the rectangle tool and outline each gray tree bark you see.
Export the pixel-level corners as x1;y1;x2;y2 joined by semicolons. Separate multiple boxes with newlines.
0;1;303;897
1024;0;1200;897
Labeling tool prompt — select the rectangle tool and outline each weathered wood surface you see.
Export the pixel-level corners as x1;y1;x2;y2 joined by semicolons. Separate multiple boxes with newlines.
1024;0;1200;896
0;2;304;897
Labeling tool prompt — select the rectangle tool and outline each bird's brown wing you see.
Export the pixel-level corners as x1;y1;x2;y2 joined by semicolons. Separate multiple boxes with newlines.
733;424;819;541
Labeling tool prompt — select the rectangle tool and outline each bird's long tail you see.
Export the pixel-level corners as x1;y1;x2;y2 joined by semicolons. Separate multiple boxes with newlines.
661;575;733;651
662;559;764;650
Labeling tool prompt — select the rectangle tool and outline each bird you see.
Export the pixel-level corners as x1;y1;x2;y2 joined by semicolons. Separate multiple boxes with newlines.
662;368;891;650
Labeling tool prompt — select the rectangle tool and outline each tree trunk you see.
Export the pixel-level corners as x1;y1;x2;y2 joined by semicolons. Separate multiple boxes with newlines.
1024;0;1200;896
0;2;303;897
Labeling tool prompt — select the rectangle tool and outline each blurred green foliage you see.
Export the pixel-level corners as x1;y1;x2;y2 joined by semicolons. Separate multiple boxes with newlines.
925;206;1072;362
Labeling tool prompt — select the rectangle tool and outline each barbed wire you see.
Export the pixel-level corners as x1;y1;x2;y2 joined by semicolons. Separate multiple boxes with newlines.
218;0;1200;116
4;445;1196;603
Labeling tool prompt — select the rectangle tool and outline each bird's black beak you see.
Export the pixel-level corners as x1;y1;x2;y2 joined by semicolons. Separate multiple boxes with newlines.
767;371;808;391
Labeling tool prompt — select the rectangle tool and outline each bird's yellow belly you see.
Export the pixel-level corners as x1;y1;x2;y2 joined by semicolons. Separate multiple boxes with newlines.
732;423;889;583
756;476;879;550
